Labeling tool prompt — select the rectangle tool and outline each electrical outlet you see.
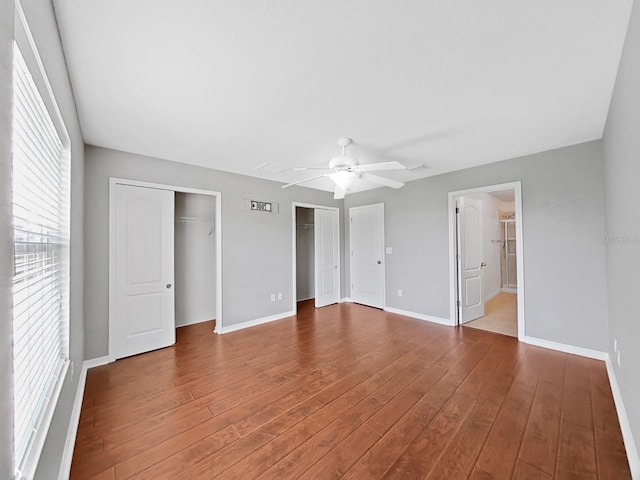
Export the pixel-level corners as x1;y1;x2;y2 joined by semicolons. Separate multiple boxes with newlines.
397;289;403;297
617;349;621;367
277;292;282;301
613;338;617;352
270;293;276;302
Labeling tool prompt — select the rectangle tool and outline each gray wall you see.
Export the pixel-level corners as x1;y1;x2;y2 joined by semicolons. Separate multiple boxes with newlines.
0;0;15;476
345;141;609;351
0;0;86;478
603;0;640;464
84;145;344;358
174;192;216;327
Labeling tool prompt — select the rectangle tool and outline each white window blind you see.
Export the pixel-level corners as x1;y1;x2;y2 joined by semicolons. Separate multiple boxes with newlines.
11;40;70;472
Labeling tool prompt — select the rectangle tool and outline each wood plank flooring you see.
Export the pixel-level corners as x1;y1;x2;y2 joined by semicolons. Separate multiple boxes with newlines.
71;300;631;479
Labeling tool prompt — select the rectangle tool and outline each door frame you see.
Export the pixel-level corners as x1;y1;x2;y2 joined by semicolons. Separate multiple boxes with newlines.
291;201;341;313
109;178;223;361
447;181;525;341
348;203;386;309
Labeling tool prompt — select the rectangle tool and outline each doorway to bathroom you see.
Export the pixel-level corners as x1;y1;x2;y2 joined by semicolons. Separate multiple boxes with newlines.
448;182;525;340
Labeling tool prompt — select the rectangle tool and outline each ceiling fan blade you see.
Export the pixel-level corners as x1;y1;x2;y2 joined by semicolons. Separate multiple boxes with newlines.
355;161;406;172
361;173;405;189
294;167;331;171
334;186;346;200
281;174;328;188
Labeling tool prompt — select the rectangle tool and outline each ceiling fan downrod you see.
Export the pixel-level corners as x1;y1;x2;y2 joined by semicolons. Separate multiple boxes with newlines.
337;137;352;156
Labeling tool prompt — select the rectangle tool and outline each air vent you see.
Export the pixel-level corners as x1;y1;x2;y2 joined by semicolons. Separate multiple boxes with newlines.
407;163;432;172
255;162;287;174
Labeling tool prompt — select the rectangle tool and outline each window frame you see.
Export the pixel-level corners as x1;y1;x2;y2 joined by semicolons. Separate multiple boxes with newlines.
11;1;72;478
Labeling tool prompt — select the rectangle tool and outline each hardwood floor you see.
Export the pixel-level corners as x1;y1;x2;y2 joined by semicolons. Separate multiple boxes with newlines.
71;300;631;479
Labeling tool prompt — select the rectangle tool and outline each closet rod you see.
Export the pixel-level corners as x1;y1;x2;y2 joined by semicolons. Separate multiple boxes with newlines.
175;216;215;223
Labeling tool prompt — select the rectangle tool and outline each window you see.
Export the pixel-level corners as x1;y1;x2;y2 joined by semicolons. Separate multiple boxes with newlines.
11;19;71;477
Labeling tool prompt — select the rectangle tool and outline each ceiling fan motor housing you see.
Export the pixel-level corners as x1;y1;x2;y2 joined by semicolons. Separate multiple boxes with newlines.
329;155;359;171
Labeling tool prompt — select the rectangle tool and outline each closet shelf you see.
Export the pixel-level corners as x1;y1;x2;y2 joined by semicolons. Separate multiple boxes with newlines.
175;216;215;223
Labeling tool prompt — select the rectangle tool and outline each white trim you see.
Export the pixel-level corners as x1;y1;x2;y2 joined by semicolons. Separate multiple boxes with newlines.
339;297;351;303
57;365;85;480
83;356;111;369
14;0;69;147
523;336;608;360
448;181;526;342
296;296;315;302
291;202;341;313
57;356;111;480
16;362;69;480
13;4;73;478
176;318;216;328
523;335;640;476
216;310;295;334
501;287;517;294
604;357;640;478
384;306;453;326
109;177;223;354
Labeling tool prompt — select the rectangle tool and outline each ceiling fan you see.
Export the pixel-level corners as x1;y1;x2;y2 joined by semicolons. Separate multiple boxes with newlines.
281;137;406;199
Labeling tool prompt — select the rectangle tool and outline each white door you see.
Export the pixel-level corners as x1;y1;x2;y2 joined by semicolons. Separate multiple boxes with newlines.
350;204;385;309
314;208;340;307
113;184;176;359
458;197;485;323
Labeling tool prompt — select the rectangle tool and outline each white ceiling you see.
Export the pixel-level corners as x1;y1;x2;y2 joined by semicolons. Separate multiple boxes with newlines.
53;0;633;193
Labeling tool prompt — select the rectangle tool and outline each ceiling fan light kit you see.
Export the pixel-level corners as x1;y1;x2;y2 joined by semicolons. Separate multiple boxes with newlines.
281;137;407;197
329;171;358;189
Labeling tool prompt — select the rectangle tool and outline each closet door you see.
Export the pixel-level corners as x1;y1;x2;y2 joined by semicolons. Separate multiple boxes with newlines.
112;184;176;359
314;208;340;307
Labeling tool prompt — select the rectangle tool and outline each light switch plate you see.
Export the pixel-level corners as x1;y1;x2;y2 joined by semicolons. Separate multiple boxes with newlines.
386;247;393;254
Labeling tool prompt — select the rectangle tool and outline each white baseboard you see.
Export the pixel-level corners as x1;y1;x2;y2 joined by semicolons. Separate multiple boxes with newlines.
523;338;639;476
339;297;351;303
216;310;296;334
501;287;517;294
176;317;215;328
83;356;112;369
384;306;452;326
296;296;314;302
57;366;86;480
58;356;111;480
604;357;640;479
523;336;608;360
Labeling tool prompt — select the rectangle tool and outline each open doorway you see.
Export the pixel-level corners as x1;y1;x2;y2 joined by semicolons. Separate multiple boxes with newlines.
174;192;217;328
448;182;525;340
108;178;222;361
295;207;315;306
291;202;340;313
